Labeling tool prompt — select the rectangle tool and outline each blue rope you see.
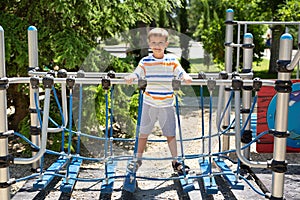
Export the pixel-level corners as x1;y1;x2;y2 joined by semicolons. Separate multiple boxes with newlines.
208;93;213;175
66;89;74;180
133;89;144;155
35;89;64;129
52;86;66;152
217;90;234;132
239;175;266;196
14;169;246;183
104;90;109;178
16;82;269;198
240;95;258;136
174;93;188;177
12;128;269;165
109;85;115;156
200;86;205;163
15;173;40;182
76;84;83;154
67;91;73;154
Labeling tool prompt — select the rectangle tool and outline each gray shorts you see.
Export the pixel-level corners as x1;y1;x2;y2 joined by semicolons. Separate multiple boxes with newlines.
139;103;176;137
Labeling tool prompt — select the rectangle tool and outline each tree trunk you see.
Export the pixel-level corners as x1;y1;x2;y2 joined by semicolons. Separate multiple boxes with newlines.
269;25;285;74
179;0;190;72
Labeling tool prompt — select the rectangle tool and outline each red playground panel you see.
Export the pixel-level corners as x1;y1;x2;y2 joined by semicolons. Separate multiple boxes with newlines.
257;80;300;153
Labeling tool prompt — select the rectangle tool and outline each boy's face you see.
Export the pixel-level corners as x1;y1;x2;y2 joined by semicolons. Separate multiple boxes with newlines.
148;35;169;59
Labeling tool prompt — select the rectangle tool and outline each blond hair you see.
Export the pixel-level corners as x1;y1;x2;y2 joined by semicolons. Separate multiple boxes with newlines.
147;28;169;41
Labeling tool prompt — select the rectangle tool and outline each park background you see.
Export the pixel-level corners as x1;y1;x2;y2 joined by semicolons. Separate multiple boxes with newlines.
1;1;300;199
1;0;300;153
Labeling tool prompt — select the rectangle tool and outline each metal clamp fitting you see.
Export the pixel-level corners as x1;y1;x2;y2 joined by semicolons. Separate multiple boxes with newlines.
241;130;253;143
107;70;116;78
268;159;288;173
253;78;262;91
47;70;56;77
77;70;85;78
42;74;54;89
66;76;76;90
224;42;233;47
0;154;14;168
275;80;292;93
207;78;216;92
198;72;206;79
242;43;255;49
269;129;290;138
138;78;147;91
231;71;240;78
57;69;68;78
269;195;284;200
276;60;293;73
0;130;14;139
232;76;243;91
219;71;228;79
0;77;9;90
225;20;237;25
30;126;41;136
0;178;16;188
102;76;111;90
30;76;39;89
172;78;181;91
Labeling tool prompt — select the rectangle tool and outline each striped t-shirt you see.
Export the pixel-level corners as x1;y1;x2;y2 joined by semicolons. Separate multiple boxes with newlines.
132;54;187;107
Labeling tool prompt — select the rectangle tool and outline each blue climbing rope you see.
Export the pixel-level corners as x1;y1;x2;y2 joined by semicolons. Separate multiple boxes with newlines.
76;83;83;154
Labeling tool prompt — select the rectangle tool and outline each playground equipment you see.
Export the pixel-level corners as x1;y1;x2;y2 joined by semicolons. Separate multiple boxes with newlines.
0;9;300;200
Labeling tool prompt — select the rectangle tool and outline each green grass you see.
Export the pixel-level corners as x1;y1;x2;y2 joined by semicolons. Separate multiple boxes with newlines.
253;58;300;79
252;59;277;79
190;58;221;73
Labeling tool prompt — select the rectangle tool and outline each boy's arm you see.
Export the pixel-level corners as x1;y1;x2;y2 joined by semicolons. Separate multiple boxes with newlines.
182;73;192;84
173;59;192;84
125;60;145;84
124;73;138;84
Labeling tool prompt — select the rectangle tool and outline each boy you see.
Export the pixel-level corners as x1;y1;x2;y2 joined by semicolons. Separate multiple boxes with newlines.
125;27;192;174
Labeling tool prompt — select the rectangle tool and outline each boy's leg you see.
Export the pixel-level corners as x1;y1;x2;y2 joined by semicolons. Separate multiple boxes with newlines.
161;107;190;174
167;135;189;174
137;133;149;159
127;133;147;172
166;136;178;164
138;103;157;162
159;107;177;165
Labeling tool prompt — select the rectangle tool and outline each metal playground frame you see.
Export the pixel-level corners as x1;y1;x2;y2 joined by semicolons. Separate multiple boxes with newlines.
0;9;300;200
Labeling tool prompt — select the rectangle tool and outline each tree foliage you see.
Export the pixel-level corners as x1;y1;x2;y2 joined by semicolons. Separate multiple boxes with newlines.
0;0;180;141
1;0;180;75
189;0;300;72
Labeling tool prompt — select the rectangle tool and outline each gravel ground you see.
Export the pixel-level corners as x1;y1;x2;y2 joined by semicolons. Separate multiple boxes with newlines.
9;107;300;200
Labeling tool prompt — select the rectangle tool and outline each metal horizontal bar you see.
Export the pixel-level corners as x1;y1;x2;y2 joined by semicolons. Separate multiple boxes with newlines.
236;21;300;25
8;77;275;87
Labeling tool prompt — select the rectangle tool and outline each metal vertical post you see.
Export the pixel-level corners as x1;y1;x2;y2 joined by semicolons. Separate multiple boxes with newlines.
241;33;254;159
28;26;40;171
222;9;234;151
270;33;293;200
0;26;11;200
